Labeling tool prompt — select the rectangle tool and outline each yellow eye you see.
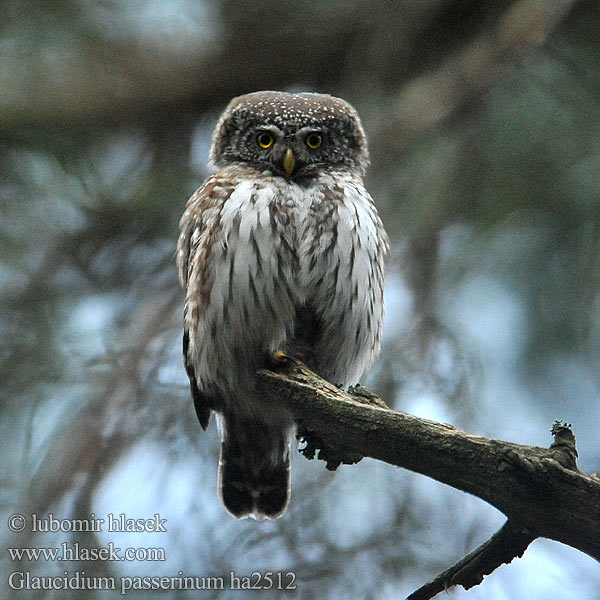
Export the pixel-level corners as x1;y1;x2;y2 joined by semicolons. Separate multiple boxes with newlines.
257;132;274;149
305;133;322;149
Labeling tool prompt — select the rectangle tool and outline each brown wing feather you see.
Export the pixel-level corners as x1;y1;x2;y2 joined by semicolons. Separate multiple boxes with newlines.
182;327;211;430
177;177;236;429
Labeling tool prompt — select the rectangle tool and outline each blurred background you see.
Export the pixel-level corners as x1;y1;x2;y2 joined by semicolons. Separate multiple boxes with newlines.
1;1;600;598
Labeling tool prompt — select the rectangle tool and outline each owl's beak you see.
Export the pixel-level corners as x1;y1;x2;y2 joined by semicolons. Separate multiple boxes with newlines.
283;148;295;175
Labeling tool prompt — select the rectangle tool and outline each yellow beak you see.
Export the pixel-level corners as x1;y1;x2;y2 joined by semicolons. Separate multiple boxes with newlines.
283;148;295;175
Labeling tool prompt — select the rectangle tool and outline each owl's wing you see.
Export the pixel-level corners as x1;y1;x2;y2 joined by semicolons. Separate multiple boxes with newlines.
177;179;231;430
182;327;211;430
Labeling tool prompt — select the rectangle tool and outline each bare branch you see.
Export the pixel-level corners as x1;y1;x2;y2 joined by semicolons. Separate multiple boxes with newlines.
407;520;535;600
256;360;600;570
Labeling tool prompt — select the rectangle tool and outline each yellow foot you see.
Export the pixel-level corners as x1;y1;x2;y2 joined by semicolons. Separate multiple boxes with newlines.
270;350;290;366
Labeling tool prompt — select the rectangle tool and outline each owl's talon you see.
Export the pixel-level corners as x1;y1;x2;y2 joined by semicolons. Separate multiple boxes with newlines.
271;350;290;365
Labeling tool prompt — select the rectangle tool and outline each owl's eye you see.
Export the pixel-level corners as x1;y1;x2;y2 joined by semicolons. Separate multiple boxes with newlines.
257;132;274;149
305;133;322;149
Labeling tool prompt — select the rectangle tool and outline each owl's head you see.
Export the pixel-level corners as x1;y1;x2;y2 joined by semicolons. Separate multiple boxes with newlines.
209;91;369;180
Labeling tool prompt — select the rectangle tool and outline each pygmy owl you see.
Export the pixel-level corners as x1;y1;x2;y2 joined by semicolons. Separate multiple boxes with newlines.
177;91;388;519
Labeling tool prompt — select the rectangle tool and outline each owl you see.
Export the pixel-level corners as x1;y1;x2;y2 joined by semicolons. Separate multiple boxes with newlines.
177;91;388;520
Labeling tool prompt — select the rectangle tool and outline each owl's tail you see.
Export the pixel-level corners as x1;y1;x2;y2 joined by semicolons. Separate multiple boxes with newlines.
218;415;291;520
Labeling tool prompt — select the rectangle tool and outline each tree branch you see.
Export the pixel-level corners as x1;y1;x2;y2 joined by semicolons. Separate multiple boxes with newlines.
256;359;600;596
406;520;535;599
388;0;580;134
